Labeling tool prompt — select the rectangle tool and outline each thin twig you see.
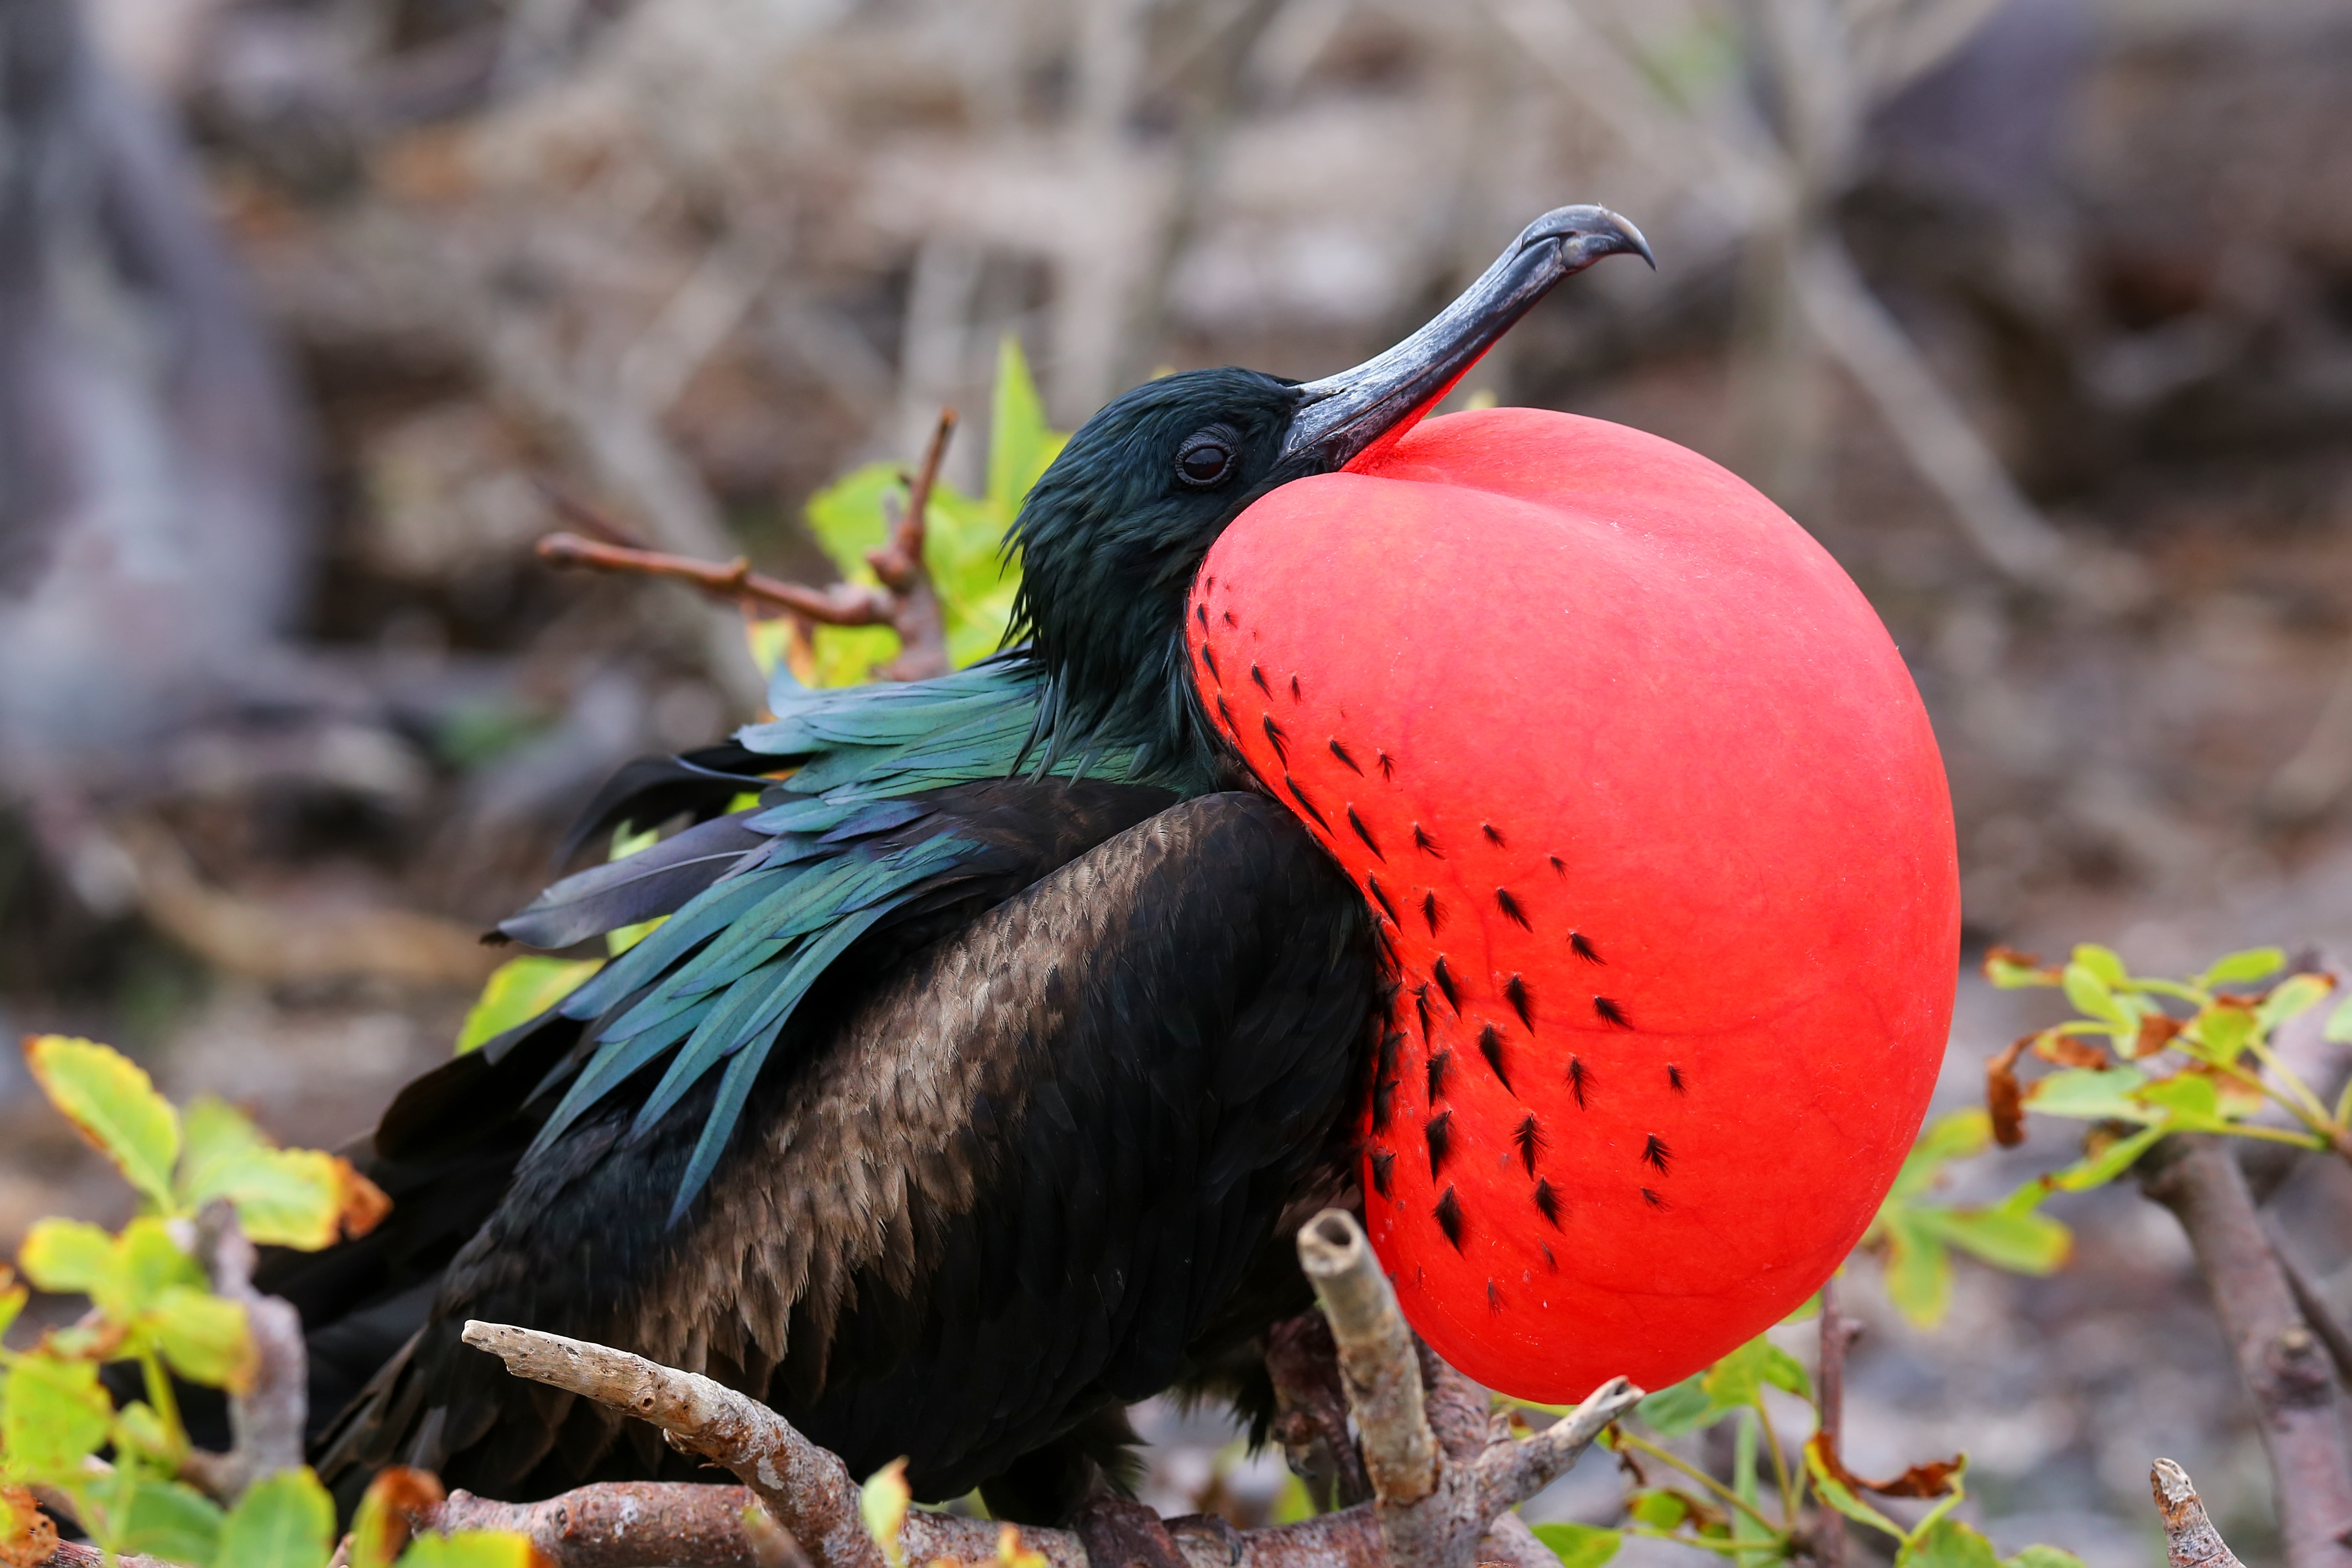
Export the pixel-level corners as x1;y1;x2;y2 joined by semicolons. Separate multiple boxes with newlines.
1813;1278;1862;1568
2151;1459;2248;1568
181;1203;307;1500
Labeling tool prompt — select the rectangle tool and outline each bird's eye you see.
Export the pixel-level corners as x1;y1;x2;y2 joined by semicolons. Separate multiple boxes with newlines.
1175;429;1238;489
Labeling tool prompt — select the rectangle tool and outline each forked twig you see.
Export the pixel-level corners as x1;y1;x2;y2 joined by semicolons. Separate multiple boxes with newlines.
534;410;960;683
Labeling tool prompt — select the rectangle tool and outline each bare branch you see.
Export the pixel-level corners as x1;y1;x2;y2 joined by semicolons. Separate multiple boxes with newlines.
1295;1209;1438;1507
181;1203;307;1500
534;408;961;686
2139;1137;2352;1568
431;1483;771;1568
2151;1459;2249;1568
1812;1277;1864;1568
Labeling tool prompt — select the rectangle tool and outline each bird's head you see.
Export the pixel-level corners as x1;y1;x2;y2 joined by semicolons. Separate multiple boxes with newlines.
1007;204;1652;776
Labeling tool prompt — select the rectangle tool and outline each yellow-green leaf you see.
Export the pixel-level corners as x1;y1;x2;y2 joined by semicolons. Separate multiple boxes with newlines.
987;336;1063;516
1531;1522;1621;1568
456;957;602;1055
218;1469;335;1568
113;1216;205;1316
151;1286;255;1392
2198;947;2285;989
2023;1067;2151;1122
112;1401;182;1470
1898;1517;2000;1568
16;1218;115;1296
2070;944;2128;988
2044;1124;2166;1192
1920;1207;2071;1275
2003;1547;2088;1568
1880;1211;1954;1329
394;1536;536;1568
23;1036;180;1209
2327;997;2352;1045
860;1458;911;1568
2258;973;2335;1033
179;1098;389;1250
2061;964;2126;1027
1627;1490;1690;1531
110;1477;225;1566
1803;1442;1904;1539
1;1354;114;1477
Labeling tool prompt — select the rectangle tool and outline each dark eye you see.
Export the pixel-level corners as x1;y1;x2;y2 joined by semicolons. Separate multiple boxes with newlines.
1176;428;1238;488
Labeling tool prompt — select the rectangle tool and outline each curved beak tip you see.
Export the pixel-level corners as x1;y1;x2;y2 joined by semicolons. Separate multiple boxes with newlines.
1519;204;1655;272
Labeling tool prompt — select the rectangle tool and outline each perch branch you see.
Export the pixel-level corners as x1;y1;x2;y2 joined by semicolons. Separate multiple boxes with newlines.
454;1213;1635;1568
2138;1136;2352;1568
534;409;959;684
2151;1459;2248;1568
1296;1210;1438;1506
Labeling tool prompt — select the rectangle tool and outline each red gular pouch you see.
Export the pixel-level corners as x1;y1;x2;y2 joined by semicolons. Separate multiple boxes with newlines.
1186;407;1958;1401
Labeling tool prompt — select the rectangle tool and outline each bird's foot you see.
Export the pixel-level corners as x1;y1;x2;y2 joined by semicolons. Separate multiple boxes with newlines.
1071;1494;1186;1568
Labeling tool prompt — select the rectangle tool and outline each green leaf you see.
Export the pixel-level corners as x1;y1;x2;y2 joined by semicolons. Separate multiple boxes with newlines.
152;1286;254;1391
1635;1375;1715;1437
2259;974;2335;1033
1919;1207;2071;1275
2136;1073;2225;1129
113;1477;226;1566
2326;997;2352;1045
178;1098;387;1251
2189;1004;2256;1059
1880;1210;1954;1329
218;1469;336;1568
2060;964;2126;1027
16;1218;116;1296
1626;1490;1690;1530
2070;944;2128;988
2023;1067;2151;1122
1;1354;114;1477
861;1458;910;1568
987;336;1062;516
2043;1124;2166;1192
1898;1518;2000;1568
112;1216;206;1316
395;1532;538;1568
1530;1522;1621;1568
1803;1443;1904;1539
2199;947;2285;989
2003;1547;2088;1568
23;1036;181;1209
1761;1341;1813;1399
112;1401;182;1469
1701;1337;1767;1409
456;957;603;1055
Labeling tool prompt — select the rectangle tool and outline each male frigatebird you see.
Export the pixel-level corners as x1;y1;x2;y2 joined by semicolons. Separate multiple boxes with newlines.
269;202;1958;1530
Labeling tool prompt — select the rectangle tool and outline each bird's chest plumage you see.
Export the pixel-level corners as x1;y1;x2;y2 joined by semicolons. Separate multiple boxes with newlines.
1188;406;1960;1401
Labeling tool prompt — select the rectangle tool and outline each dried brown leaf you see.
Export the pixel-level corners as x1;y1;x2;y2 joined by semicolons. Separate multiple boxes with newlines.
1987;1036;2030;1147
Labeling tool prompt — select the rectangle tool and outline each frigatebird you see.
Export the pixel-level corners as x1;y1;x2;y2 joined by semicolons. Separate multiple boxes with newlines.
268;206;1659;1526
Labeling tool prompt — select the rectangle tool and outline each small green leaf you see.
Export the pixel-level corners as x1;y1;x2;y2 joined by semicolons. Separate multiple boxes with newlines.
218;1469;335;1568
1898;1517;2001;1568
1;1354;114;1477
2198;947;2285;989
179;1098;387;1251
1880;1210;1954;1329
2003;1547;2088;1568
2326;997;2352;1045
394;1532;538;1568
1761;1341;1813;1399
1626;1490;1690;1531
987;336;1063;516
2137;1073;2224;1127
2070;945;2128;988
1634;1375;1715;1437
112;1477;226;1566
456;957;602;1055
1919;1207;2071;1275
2043;1124;2166;1192
113;1216;205;1316
1530;1522;1621;1568
112;1401;182;1469
2190;1004;2256;1059
16;1218;115;1296
2258;974;2335;1033
2061;965;2126;1027
861;1458;910;1568
2023;1067;2151;1122
23;1036;181;1209
1803;1443;1904;1539
1702;1337;1767;1409
151;1286;255;1391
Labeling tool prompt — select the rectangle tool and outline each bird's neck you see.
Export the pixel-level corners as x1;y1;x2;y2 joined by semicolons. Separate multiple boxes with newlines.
1029;630;1233;796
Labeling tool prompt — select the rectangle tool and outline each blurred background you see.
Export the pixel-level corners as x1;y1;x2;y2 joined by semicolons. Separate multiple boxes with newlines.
4;0;2352;1560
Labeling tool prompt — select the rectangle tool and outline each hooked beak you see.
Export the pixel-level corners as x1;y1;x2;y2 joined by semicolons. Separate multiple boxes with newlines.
1281;204;1652;470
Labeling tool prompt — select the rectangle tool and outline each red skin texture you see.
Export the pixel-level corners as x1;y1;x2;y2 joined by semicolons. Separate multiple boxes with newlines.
1186;408;1958;1401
